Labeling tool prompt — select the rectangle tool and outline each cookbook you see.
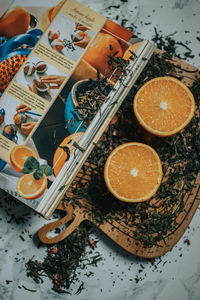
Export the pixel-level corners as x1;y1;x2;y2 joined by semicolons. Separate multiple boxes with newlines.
0;0;155;218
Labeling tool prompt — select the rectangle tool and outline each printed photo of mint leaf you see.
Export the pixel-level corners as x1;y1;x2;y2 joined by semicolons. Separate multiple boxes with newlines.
33;169;44;180
40;165;53;177
23;156;53;180
24;156;40;172
22;166;33;174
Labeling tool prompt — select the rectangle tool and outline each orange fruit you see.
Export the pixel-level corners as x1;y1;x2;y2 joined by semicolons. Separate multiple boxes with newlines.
53;132;84;176
17;173;47;200
133;76;195;137
10;145;38;173
83;33;123;77
104;142;163;203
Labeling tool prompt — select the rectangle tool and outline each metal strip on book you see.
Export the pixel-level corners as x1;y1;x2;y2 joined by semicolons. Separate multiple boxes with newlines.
37;40;156;218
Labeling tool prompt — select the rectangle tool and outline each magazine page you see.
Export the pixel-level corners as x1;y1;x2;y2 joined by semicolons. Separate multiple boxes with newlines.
0;0;154;217
0;0;106;209
0;0;105;162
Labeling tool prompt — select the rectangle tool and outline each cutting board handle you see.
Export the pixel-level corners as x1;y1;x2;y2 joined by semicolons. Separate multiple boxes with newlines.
38;204;84;244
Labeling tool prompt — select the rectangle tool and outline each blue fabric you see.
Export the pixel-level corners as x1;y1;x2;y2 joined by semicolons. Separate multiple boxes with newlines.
0;29;43;59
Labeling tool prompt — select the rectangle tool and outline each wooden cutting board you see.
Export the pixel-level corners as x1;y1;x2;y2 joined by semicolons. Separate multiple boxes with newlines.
38;51;200;258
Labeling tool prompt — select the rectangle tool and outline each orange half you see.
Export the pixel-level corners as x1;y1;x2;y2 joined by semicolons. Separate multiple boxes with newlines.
17;173;47;200
10;145;38;172
133;76;195;137
104;142;163;202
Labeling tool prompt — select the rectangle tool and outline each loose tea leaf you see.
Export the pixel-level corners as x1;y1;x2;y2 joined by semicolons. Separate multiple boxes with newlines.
75;76;112;127
26;224;101;293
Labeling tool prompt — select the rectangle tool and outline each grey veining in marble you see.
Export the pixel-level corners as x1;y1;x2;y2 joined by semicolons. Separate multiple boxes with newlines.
0;0;200;299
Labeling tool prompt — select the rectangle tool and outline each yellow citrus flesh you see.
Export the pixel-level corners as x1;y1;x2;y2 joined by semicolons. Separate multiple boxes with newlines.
104;142;163;202
16;173;47;200
133;76;195;137
10;145;38;172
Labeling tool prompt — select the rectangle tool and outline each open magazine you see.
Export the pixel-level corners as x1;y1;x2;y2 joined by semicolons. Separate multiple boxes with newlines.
0;0;155;218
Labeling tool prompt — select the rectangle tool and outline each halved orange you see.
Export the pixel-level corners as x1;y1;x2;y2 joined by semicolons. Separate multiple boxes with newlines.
104;142;163;202
16;173;47;200
10;145;38;172
133;76;195;137
53;132;84;176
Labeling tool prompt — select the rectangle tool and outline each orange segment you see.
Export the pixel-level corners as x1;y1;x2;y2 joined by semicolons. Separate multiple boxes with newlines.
10;145;38;172
133;76;195;137
17;173;47;200
53;132;84;176
104;143;163;202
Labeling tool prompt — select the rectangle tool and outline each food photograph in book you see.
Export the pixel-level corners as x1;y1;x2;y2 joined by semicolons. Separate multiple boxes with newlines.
0;95;41;143
15;54;67;102
0;1;65;96
40;13;95;62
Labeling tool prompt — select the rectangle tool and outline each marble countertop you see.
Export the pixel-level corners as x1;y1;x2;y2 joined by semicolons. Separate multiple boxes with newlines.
0;0;200;299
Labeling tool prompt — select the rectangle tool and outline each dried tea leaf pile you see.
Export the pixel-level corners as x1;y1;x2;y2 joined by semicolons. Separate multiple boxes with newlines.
26;223;102;294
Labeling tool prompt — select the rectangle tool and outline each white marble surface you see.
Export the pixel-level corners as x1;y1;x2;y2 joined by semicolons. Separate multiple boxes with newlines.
0;0;200;299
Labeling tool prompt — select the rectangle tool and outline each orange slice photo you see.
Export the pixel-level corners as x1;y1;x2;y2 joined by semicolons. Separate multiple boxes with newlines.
133;76;195;137
104;143;163;203
16;173;47;200
10;145;38;172
53;132;84;176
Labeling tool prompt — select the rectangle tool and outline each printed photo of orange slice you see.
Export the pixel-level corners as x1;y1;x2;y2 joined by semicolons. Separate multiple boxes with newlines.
10;145;38;172
133;76;195;137
16;173;47;200
104;143;163;203
53;132;84;176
